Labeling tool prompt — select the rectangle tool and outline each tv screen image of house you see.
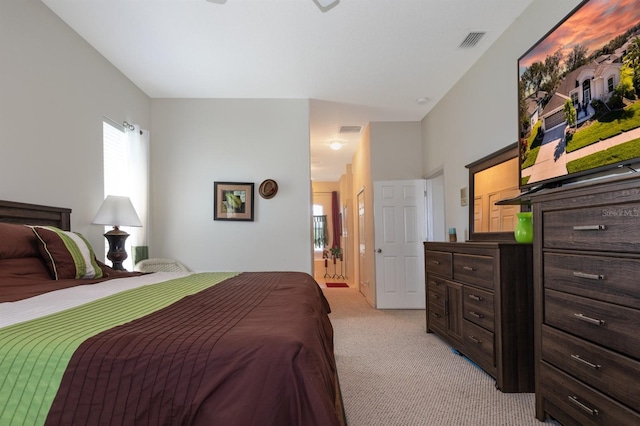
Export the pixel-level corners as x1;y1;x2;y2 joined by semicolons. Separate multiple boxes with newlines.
518;0;640;190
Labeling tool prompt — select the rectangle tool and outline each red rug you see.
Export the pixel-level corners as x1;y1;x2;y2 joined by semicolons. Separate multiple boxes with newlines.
325;283;349;288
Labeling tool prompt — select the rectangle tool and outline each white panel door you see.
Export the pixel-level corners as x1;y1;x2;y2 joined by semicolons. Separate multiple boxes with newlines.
374;180;426;309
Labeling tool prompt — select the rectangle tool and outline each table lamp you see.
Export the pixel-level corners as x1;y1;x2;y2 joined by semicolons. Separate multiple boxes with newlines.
92;195;142;270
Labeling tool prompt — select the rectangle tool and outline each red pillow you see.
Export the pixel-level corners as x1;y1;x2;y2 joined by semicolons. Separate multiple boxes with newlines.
0;223;40;259
0;257;51;280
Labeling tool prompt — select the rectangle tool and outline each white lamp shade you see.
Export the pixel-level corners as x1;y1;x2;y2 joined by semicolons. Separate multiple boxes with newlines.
92;195;142;227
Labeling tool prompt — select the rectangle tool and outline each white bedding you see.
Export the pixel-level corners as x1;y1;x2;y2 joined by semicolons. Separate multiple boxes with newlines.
0;272;192;328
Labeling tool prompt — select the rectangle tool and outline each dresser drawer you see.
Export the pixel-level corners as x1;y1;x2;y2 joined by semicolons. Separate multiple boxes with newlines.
540;362;640;426
428;301;447;333
463;320;496;376
428;289;445;309
543;203;640;252
425;250;452;277
541;325;640;412
463;286;494;331
544;252;640;309
453;253;494;290
427;275;447;302
545;289;640;360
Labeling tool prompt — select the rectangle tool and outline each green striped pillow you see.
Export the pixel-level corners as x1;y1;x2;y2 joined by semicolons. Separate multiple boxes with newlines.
31;226;103;280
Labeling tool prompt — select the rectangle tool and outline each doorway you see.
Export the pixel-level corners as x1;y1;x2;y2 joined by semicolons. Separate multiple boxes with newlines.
425;171;445;241
357;189;370;301
311;187;337;282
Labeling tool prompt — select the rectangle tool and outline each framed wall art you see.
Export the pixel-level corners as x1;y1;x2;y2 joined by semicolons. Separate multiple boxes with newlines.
214;181;254;221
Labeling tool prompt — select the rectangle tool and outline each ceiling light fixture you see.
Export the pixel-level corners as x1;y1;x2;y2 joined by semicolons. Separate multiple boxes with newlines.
312;0;340;12
327;140;345;150
416;97;429;105
206;0;338;11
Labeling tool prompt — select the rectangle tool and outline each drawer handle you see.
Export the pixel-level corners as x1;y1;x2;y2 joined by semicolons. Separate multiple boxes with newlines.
431;260;441;265
468;294;483;301
430;280;441;286
570;354;601;370
462;266;477;271
469;311;484;319
574;313;606;326
568;395;599;416
468;336;481;344
434;313;442;319
572;225;606;231
431;294;440;300
573;271;605;280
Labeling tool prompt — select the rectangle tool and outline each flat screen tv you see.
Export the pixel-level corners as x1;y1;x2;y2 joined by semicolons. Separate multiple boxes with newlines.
518;0;640;191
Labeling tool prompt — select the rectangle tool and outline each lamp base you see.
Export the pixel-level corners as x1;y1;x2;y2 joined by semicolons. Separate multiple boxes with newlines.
104;227;130;271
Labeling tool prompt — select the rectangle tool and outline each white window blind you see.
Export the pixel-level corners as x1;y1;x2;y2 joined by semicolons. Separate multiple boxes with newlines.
103;121;128;196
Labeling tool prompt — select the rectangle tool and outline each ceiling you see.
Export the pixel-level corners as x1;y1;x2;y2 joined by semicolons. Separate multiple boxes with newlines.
41;0;535;181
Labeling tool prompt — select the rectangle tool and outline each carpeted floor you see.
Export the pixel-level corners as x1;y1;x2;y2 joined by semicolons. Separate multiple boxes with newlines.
323;287;559;426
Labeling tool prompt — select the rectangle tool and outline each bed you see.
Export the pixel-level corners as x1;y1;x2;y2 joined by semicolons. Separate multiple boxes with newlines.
0;199;346;426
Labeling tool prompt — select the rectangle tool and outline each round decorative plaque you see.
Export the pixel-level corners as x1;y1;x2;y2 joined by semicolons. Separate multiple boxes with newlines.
259;179;278;199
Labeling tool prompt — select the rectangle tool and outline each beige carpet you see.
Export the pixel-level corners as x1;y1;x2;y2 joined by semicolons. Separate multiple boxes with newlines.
323;287;559;426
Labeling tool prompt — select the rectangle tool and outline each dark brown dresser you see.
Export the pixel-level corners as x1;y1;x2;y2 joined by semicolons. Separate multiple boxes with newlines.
424;241;534;392
531;175;640;425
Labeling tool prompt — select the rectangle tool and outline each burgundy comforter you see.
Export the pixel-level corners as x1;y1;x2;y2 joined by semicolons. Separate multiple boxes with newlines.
44;272;344;426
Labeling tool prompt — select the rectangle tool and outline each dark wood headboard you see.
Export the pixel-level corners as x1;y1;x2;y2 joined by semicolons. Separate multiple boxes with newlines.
0;200;71;230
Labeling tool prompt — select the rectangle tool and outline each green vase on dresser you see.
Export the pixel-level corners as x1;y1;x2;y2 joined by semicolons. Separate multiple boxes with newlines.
514;212;533;243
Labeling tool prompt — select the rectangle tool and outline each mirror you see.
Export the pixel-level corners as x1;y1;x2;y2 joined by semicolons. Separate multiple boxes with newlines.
466;142;521;241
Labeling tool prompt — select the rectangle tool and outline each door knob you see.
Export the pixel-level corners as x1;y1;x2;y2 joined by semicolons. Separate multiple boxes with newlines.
377;249;382;253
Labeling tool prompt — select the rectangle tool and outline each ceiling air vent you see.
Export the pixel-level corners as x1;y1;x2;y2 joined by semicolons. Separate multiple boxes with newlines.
459;31;486;48
339;125;363;134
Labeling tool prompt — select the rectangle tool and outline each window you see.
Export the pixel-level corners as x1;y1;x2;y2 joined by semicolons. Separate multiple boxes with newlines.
571;92;578;105
103;121;129;196
313;204;327;250
102;120;134;270
608;77;614;93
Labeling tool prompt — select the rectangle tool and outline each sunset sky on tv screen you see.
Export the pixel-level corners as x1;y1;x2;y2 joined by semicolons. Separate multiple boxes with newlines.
520;0;640;73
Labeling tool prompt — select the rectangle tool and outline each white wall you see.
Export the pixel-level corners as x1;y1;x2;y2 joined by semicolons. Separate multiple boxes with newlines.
150;99;313;273
0;0;150;254
2;1;316;274
421;0;581;238
370;122;423;180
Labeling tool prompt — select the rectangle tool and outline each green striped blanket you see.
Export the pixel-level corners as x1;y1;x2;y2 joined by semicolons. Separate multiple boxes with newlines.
0;272;238;426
